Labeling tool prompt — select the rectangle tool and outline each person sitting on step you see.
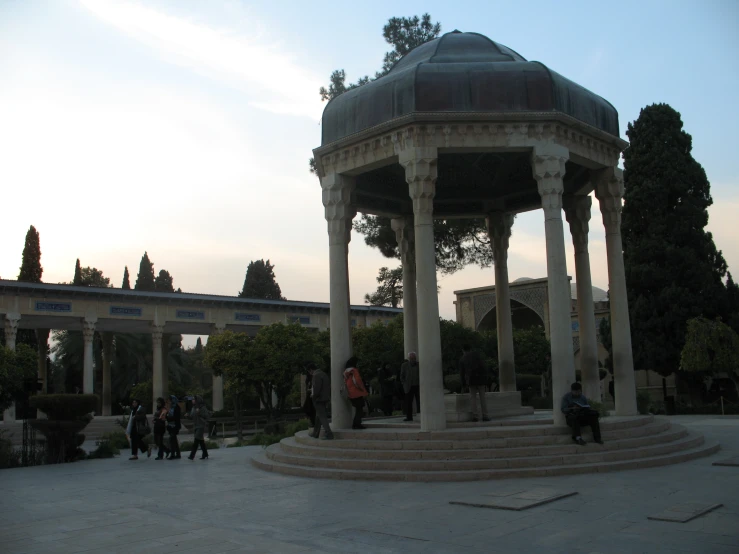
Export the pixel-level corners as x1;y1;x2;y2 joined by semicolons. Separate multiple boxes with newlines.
561;382;603;446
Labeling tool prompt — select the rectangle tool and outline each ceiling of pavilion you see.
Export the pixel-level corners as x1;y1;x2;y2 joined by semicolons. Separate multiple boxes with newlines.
354;153;591;217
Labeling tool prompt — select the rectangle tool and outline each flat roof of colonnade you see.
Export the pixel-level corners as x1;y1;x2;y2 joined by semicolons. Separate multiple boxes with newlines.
0;280;401;335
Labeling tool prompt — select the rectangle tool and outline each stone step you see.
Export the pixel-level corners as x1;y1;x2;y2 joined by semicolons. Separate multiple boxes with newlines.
331;415;654;441
293;419;668;451
251;438;720;482
280;424;689;461
266;432;705;472
366;415;551;429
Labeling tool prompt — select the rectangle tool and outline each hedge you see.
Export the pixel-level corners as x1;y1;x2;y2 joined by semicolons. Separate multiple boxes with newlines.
29;394;98;420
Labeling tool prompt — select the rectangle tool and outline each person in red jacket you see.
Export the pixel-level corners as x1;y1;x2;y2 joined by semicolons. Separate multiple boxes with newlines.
344;356;368;429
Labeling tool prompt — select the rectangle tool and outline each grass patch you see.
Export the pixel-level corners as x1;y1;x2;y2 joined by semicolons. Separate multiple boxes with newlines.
87;440;120;459
247;419;312;448
100;431;130;449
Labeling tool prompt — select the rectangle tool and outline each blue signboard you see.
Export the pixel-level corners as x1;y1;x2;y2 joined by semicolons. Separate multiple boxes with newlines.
289;316;311;325
176;310;205;320
235;313;260;322
35;301;71;312
571;321;580;332
110;306;142;317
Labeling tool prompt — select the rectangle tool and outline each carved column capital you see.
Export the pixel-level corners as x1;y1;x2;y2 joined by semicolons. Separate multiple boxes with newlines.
486;212;514;264
150;324;164;344
531;145;569;219
4;313;20;336
211;323;226;336
82;318;96;342
321;173;356;245
400;147;437;224
391;217;415;266
564;195;592;254
593;167;624;236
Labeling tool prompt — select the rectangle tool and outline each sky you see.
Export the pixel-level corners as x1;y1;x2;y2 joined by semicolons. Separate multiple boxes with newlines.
1;0;738;346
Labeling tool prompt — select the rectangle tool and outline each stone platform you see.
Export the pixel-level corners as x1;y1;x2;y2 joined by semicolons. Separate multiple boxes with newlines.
252;415;719;482
445;391;534;422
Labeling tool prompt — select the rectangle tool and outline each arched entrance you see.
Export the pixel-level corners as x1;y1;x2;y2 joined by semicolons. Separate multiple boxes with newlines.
477;299;545;332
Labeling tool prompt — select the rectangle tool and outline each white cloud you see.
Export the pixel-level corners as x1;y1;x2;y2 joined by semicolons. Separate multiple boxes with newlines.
77;0;324;118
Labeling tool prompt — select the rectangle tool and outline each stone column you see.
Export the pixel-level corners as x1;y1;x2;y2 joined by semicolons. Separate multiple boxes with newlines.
595;167;638;415
3;314;20;422
82;318;96;394
35;328;50;394
400;147;446;431
162;333;170;397
391;217;419;356
321;172;356;429
487;212;516;392
151;324;164;410
101;332;114;416
564;196;601;402
531;144;576;426
211;324;226;411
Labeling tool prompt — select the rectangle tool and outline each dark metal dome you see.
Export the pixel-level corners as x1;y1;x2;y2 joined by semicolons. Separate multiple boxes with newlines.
321;31;620;145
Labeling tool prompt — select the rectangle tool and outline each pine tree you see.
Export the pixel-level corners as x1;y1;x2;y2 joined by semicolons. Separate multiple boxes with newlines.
239;260;285;300
134;252;156;291
154;270;175;293
73;259;82;285
121;266;131;289
364;266;404;307
18;225;43;283
622;103;729;375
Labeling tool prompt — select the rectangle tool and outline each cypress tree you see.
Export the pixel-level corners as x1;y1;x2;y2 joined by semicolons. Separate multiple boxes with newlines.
73;259;82;286
134;252;156;291
121;266;131;290
17;225;43;283
622;103;729;375
239;259;285;300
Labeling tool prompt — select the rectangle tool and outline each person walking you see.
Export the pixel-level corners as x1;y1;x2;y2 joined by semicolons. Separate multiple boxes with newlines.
166;395;182;460
308;363;333;440
377;362;395;416
126;399;151;460
153;397;170;460
459;344;490;422
400;352;420;422
303;366;316;427
344;357;368;430
188;395;210;460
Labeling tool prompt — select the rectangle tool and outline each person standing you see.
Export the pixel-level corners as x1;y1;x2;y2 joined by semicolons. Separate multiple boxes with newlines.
344;357;368;430
153;397;170;460
166;395;182;460
400;352;420;422
308;363;333;440
303;367;316;427
126;399;151;460
188;395;210;460
459;344;490;422
377;362;395;417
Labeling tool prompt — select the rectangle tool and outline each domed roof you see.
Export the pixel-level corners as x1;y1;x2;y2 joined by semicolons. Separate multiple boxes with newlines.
571;283;608;302
321;31;620;145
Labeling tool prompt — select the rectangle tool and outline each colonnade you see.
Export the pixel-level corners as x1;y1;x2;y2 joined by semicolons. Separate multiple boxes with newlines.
321;143;636;431
2;318;226;421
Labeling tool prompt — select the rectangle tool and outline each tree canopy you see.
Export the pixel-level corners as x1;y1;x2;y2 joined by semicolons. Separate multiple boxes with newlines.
121;266;131;290
239;259;284;300
134;252;156;291
622;104;731;376
18;225;43;283
680;317;739;376
0;344;37;412
364;266;403;308
154;269;175;293
73;259;82;285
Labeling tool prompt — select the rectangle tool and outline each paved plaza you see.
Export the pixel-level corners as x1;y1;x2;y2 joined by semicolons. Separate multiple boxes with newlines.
1;415;738;554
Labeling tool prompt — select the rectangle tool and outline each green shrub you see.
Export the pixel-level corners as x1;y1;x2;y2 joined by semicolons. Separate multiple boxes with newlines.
636;390;651;415
248;419;312;447
285;419;311;435
29;394;98;420
589;400;609;417
100;431;129;450
180;440;219;451
87;440;119;459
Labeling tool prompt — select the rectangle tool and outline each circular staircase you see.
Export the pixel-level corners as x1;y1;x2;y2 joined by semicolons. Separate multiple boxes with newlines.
251;415;719;481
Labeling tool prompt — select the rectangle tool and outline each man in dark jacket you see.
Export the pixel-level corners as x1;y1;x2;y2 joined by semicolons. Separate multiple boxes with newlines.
377;363;395;416
400;353;420;422
166;395;182;459
562;382;603;445
459;344;490;422
308;363;333;440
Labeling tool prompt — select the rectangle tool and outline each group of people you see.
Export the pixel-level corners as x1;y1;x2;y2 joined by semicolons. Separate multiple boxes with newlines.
126;394;212;461
304;347;605;446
